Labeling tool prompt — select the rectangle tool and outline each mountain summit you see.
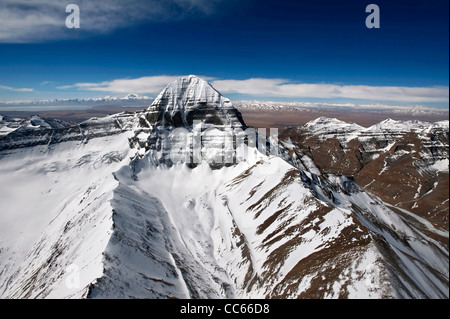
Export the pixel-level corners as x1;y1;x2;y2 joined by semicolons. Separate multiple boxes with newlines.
131;75;249;167
145;75;246;128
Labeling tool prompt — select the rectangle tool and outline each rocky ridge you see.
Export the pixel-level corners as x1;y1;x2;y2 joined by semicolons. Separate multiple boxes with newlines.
281;117;449;245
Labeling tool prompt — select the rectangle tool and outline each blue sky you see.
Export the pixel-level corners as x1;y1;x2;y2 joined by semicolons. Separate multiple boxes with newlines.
0;0;448;108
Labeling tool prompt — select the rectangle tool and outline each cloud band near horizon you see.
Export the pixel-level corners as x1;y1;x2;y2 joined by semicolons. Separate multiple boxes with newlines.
56;76;449;104
0;85;34;92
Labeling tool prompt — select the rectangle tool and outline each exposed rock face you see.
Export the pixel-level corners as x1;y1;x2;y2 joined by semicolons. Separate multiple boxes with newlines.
0;113;137;151
146;75;245;128
129;75;249;168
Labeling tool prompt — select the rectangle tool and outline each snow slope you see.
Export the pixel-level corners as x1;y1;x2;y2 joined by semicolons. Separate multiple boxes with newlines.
0;131;135;298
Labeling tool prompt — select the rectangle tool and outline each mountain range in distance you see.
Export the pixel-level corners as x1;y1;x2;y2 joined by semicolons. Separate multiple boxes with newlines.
0;93;153;108
0;94;447;129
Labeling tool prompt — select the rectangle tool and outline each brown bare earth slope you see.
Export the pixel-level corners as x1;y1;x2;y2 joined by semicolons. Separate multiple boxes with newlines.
280;118;449;248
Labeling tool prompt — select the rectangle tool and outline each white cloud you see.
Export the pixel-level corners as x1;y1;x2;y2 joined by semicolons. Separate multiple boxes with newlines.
57;75;219;94
0;0;223;42
57;75;449;104
0;85;34;92
211;78;450;103
57;76;183;94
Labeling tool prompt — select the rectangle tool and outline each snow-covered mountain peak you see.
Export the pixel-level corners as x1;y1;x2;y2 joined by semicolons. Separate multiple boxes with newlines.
143;75;246;129
433;120;450;129
150;75;224;110
129;76;250;166
123;93;150;100
365;118;431;132
298;117;364;145
303;117;363;133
